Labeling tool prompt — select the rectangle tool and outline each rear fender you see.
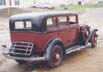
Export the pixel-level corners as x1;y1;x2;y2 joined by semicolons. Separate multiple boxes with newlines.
44;38;64;61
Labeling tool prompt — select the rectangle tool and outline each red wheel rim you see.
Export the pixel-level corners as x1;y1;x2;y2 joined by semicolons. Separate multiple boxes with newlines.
85;29;89;37
93;33;97;46
52;48;63;66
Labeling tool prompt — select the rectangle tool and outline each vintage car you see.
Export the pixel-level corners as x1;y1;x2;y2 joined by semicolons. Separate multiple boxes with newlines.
2;12;98;68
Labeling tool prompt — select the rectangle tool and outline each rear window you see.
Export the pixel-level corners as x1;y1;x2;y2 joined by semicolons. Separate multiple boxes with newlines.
15;21;32;29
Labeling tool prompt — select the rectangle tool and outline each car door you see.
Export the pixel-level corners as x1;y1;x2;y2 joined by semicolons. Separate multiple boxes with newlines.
57;16;72;46
68;15;79;44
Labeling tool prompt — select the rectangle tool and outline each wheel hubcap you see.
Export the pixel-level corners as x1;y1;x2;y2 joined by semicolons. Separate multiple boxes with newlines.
55;53;60;60
52;47;63;65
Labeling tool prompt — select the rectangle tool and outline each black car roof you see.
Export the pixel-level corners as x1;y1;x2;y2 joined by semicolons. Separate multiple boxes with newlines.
10;11;77;21
9;11;77;32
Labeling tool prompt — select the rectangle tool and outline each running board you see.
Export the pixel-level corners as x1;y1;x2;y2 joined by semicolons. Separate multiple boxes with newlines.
66;45;88;54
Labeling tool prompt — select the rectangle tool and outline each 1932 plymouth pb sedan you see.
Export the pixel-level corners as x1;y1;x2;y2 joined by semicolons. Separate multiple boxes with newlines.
2;12;98;68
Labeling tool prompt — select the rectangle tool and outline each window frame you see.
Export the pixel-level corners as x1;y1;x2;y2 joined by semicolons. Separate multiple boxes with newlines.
68;15;78;25
57;15;69;28
46;16;58;31
46;14;78;32
0;0;6;5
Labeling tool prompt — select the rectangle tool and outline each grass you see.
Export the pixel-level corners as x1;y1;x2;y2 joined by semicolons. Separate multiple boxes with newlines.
54;4;103;11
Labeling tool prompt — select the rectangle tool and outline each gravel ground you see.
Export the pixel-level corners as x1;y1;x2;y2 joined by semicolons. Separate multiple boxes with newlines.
0;8;103;72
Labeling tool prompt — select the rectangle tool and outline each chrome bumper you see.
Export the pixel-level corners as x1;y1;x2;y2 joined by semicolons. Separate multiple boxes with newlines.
3;53;46;61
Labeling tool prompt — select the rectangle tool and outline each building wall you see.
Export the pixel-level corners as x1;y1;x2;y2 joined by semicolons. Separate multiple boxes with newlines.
0;0;103;7
34;0;102;5
0;0;34;7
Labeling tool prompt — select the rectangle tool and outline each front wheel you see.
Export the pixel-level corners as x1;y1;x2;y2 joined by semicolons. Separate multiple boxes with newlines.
48;45;63;68
91;32;97;48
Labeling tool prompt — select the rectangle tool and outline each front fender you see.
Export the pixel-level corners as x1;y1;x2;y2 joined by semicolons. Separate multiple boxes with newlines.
85;28;98;45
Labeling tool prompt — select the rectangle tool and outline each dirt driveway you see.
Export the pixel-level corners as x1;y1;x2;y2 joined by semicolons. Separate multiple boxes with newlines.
0;8;103;72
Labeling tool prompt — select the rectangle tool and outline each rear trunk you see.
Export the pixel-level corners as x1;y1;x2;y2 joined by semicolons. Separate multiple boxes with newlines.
10;32;43;52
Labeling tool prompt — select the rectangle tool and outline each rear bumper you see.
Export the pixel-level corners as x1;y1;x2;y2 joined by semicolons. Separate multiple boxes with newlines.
3;53;46;61
2;44;46;62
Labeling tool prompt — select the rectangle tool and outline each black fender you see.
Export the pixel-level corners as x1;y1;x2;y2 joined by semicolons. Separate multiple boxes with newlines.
85;28;98;45
44;38;65;61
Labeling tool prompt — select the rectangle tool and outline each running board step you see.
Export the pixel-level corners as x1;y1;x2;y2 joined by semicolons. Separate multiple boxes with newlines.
66;45;88;54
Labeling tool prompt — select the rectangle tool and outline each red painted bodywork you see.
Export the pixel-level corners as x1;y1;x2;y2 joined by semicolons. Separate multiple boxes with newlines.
10;14;80;53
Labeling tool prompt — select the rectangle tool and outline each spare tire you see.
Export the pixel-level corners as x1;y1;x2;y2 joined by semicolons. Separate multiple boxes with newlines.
80;27;90;45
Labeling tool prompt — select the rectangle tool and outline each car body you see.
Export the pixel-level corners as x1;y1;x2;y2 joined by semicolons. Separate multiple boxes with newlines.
2;11;98;68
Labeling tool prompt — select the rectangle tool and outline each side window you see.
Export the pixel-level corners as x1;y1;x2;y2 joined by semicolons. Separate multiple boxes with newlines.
15;21;32;29
26;21;32;29
69;16;77;24
58;16;67;27
47;17;57;31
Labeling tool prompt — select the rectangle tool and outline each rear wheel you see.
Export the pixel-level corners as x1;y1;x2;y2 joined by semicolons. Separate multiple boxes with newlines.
48;45;63;68
91;32;97;48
